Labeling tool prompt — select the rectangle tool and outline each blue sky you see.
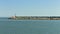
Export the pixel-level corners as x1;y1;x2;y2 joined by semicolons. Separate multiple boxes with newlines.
0;0;60;17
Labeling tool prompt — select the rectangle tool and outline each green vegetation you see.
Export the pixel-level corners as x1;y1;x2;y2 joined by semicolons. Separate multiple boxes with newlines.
13;16;60;20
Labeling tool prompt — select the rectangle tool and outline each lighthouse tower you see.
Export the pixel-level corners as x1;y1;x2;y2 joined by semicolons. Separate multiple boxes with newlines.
11;14;16;19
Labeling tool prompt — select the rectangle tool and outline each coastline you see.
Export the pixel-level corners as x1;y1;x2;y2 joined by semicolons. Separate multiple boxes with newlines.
8;16;60;20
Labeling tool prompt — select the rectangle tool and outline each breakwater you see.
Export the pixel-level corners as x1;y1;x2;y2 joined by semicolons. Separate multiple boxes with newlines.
9;16;60;20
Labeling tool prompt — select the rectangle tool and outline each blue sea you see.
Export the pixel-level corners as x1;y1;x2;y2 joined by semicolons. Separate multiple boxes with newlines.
0;17;60;34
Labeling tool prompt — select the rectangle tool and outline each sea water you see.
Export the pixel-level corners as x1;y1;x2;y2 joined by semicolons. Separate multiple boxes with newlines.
0;17;60;34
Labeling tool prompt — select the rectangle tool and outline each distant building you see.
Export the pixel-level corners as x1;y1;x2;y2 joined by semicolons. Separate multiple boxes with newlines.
8;14;16;19
11;16;16;19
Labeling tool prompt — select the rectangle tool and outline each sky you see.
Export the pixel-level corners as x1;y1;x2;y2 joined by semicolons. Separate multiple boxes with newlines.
0;0;60;17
